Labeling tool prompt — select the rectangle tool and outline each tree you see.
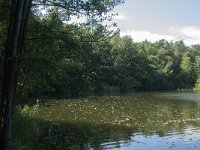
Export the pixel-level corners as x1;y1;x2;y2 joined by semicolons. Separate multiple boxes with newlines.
0;0;9;110
194;56;200;90
0;1;32;149
180;53;195;88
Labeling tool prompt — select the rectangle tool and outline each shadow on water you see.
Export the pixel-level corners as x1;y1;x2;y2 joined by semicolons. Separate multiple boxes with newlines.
13;114;137;150
12;91;200;150
34;121;134;150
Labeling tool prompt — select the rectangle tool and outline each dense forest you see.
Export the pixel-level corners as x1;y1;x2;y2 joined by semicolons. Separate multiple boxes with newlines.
2;12;200;100
16;14;200;99
1;1;200;101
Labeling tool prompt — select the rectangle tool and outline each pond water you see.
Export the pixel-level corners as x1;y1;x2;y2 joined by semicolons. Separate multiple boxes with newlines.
22;92;200;149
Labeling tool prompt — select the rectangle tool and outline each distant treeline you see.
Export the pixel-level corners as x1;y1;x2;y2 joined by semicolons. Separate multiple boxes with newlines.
16;15;200;99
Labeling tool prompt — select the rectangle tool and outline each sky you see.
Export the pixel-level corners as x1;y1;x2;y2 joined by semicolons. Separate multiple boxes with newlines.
112;0;200;45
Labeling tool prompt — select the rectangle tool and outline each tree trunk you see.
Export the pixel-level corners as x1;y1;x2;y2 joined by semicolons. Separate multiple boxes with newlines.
0;0;32;150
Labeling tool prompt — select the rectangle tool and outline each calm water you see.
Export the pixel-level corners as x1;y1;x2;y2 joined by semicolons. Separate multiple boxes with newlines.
21;92;200;149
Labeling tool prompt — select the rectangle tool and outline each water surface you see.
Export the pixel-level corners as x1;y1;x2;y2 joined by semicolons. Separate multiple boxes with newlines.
18;91;200;149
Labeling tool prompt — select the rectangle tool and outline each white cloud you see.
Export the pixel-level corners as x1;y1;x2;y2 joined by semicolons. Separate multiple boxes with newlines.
120;29;175;43
169;26;200;45
120;26;200;45
64;15;200;46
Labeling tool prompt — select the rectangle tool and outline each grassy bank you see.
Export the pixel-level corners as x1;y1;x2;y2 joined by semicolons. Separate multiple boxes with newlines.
12;105;39;150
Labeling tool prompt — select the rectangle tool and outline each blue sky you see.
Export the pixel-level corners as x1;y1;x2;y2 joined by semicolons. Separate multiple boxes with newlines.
112;0;200;45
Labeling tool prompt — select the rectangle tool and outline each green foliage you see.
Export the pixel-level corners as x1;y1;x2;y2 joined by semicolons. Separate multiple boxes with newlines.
181;54;192;74
0;0;9;97
12;105;39;150
14;1;200;100
180;53;195;88
18;15;200;99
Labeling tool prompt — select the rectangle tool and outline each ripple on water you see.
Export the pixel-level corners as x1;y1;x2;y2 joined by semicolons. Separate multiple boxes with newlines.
102;126;200;150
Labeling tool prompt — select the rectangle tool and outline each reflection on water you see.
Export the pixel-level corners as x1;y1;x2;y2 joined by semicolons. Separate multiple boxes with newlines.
16;92;200;149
